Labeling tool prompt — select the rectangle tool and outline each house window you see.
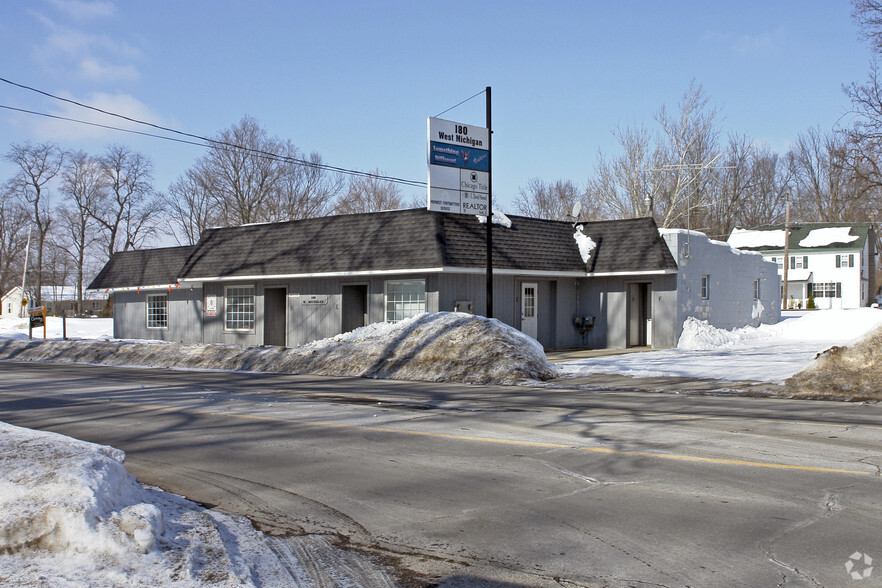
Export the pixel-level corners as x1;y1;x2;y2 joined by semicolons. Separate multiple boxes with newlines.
753;279;761;300
810;282;841;298
835;254;855;268
790;255;809;269
701;275;710;299
385;280;426;322
769;256;783;269
146;294;168;329
224;286;255;331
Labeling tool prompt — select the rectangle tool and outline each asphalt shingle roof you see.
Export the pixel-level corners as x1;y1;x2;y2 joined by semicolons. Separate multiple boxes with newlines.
88;245;196;290
88;210;678;288
176;209;676;280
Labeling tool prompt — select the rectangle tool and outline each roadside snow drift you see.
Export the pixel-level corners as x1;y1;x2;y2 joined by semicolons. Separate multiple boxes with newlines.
0;422;298;586
786;324;882;400
0;313;556;385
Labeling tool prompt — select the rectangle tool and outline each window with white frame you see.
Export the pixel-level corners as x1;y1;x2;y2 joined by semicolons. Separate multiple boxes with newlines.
224;286;255;331
768;256;784;269
146;294;168;329
790;255;808;269
701;275;710;299
835;254;855;268
809;282;841;298
753;279;761;300
385;280;426;322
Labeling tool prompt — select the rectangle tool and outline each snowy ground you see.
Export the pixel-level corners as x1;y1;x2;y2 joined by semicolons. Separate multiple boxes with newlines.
3;309;882;586
557;309;882;384
0;421;313;587
2;309;880;386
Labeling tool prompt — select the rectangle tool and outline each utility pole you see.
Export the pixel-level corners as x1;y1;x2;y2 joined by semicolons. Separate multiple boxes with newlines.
20;226;31;318
782;188;791;310
485;86;493;319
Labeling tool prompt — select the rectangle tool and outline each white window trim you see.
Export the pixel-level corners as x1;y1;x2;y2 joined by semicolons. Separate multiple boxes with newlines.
701;275;710;300
384;279;426;323
146;294;168;330
224;285;256;332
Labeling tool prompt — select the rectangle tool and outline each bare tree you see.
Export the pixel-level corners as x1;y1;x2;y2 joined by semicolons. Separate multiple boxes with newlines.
514;178;597;221
3;142;65;306
788;127;870;222
333;170;405;214
92;144;162;256
192;116;288;226
273;151;344;221
0;191;30;299
59;151;105;312
163;169;218;245
588;82;721;229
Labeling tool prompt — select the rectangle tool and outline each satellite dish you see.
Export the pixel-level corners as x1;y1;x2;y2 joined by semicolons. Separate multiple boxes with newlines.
571;202;582;220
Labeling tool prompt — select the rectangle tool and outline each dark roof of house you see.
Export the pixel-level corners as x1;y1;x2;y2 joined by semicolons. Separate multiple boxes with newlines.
174;209;676;280
88;245;196;290
87;210;678;288
730;222;873;252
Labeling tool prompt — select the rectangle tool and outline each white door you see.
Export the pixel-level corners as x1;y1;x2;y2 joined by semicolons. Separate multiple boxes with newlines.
521;282;538;340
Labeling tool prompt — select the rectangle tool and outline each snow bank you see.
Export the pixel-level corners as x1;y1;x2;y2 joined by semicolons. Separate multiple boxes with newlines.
786;324;882;400
0;313;556;385
0;422;299;586
678;308;882;351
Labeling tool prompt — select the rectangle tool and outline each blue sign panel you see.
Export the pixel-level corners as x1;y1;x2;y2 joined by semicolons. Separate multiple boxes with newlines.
429;142;490;172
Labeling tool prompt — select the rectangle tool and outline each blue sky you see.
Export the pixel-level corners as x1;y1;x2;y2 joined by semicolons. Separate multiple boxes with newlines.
0;1;874;213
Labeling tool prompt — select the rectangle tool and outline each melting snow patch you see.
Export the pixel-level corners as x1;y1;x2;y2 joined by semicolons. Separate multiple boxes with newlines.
727;228;786;249
476;210;513;228
573;225;596;264
798;226;859;247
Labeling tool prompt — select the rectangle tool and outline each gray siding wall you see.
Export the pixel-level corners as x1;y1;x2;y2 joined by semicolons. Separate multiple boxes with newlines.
111;270;682;350
662;230;781;342
113;288;203;342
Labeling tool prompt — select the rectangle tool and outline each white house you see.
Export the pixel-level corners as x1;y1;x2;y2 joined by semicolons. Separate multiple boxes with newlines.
1;286;24;317
727;222;877;309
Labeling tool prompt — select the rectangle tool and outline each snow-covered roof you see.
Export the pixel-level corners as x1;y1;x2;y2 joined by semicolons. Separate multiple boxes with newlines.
727;223;872;252
798;227;859;248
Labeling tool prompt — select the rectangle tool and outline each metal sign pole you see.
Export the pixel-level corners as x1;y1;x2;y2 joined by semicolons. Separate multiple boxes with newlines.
485;86;493;319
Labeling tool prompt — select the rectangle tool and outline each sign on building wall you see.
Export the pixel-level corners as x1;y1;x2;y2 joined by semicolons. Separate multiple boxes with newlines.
427;117;490;215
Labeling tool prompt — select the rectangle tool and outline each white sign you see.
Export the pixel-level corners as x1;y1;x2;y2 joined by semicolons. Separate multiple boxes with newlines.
205;295;217;317
427;117;490;215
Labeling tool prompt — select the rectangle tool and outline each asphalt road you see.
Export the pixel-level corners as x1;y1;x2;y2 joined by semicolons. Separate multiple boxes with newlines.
1;361;881;587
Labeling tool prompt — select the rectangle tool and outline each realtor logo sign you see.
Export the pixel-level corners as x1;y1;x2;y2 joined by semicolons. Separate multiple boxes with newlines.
427;117;490;215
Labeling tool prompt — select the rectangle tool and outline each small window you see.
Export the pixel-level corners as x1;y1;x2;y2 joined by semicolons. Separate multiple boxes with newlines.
385;280;426;322
146;294;168;329
753;279;761;300
701;275;710;299
790;256;809;270
225;286;255;331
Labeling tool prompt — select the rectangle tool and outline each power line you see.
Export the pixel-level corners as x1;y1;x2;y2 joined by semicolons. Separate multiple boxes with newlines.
0;77;428;189
434;88;487;119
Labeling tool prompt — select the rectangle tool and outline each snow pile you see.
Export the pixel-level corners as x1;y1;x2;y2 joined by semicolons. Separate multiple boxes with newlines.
0;313;556;384
676;316;775;350
798;226;859;247
476;210;513;228
727;228;786;249
573;225;597;264
0;422;299;586
786;324;882;399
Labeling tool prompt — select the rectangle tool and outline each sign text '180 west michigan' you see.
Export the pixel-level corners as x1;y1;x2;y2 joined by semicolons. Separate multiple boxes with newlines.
427;117;490;215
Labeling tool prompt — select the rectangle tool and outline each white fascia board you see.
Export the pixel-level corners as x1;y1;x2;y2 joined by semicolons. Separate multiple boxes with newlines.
93;284;181;293
586;269;678;277
178;266;676;282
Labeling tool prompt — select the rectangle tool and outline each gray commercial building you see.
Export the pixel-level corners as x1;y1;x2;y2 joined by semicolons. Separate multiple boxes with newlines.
89;209;779;350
